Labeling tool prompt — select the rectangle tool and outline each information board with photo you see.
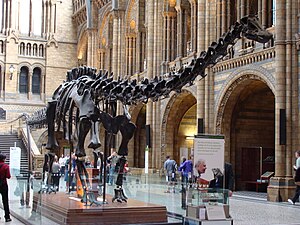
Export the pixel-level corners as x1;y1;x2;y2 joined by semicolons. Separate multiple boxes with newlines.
193;135;225;183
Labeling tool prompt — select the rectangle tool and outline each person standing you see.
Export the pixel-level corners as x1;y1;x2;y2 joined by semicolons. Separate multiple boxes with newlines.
0;153;12;222
288;150;300;204
164;156;177;193
178;156;193;184
58;154;66;176
52;155;61;191
107;151;118;185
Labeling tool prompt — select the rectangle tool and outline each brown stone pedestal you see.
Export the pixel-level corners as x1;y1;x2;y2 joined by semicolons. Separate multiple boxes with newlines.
267;177;296;202
33;192;167;224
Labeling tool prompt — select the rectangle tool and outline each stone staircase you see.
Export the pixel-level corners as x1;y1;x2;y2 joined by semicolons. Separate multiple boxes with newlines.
0;134;29;175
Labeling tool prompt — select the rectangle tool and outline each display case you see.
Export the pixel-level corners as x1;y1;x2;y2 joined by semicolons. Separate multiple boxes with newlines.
184;187;233;225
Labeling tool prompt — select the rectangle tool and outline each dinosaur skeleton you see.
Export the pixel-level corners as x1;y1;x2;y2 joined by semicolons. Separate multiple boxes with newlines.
26;16;272;204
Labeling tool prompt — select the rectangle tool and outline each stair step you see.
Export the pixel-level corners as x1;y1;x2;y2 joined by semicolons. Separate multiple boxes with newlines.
0;135;29;172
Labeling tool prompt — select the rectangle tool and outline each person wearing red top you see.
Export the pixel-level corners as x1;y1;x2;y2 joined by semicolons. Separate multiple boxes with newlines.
0;153;12;222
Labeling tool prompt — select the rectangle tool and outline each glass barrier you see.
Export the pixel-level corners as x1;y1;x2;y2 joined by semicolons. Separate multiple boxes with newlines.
7;168;231;224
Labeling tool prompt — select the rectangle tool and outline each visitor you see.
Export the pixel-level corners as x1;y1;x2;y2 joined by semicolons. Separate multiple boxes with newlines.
58;154;66;176
107;151;118;185
288;150;300;204
164;156;177;193
52;155;61;191
178;156;193;184
0;153;12;222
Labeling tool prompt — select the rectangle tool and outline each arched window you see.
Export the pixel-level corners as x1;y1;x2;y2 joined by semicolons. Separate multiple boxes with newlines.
26;43;31;56
33;44;38;56
19;67;29;93
39;44;44;57
0;40;4;53
20;42;25;55
32;67;41;94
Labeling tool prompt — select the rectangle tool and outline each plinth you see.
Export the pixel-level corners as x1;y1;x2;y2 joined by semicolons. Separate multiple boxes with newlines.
33;192;167;225
267;177;295;202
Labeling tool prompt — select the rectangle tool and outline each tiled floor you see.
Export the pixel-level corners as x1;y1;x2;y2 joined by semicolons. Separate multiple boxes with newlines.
3;175;300;225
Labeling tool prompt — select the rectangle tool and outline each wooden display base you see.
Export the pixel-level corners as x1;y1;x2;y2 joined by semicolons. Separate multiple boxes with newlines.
33;192;167;225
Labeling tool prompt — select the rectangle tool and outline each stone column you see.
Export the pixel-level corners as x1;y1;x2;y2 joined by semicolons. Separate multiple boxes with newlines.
28;70;32;100
226;1;231;28
171;14;176;60
40;74;45;102
6;0;10;32
112;12;120;79
156;0;165;168
216;0;221;38
189;0;197;52
10;0;17;31
285;0;293;176
47;2;51;34
240;0;245;18
136;33;141;73
196;0;205;132
87;29;98;67
258;0;262;22
146;0;154;167
291;0;299;168
261;0;267;28
221;0;227;35
133;37;136;75
50;1;56;33
236;0;240;21
43;0;47;36
274;0;286;178
166;15;170;61
99;49;105;70
267;0;290;202
2;0;7;33
176;7;183;57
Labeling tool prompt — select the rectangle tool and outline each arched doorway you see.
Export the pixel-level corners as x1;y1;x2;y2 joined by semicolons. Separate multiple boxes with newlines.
162;91;196;164
220;77;275;191
133;105;146;168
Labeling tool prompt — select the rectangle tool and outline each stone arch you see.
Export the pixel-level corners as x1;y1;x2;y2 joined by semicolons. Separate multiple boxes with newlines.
215;69;275;134
98;6;112;40
18;62;33;74
32;63;46;75
215;70;275;190
215;68;274;136
128;103;146;167
161;90;196;166
130;103;145;124
77;30;88;64
36;129;48;154
125;0;137;33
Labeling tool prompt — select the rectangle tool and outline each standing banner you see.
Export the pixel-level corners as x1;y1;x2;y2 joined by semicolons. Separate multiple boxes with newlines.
10;146;21;176
193;135;225;183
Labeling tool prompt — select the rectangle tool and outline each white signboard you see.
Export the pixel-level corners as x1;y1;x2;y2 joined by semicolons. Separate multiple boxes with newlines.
144;146;149;174
10;146;21;176
193;135;225;182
